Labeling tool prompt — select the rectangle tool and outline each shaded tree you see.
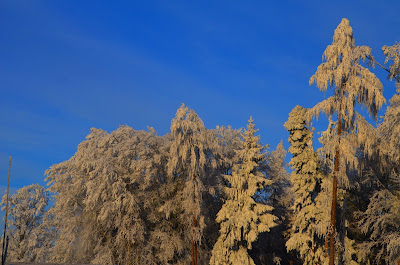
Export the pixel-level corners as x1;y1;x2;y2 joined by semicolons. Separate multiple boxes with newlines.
1;184;50;263
357;43;400;264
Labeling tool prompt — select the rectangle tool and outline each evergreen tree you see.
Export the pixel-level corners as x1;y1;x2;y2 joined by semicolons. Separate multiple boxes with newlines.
309;18;385;264
210;117;277;265
204;125;244;258
284;105;328;265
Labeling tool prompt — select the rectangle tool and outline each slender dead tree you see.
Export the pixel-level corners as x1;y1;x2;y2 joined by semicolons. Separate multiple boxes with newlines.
1;156;11;265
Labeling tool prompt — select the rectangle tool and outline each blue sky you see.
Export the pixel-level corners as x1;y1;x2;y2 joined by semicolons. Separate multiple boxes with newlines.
1;0;400;194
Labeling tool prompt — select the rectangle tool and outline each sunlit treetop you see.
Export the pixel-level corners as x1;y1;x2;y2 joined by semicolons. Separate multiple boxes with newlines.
310;18;385;124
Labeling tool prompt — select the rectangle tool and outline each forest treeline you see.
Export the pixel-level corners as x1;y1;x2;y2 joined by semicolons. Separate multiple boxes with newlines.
2;18;400;265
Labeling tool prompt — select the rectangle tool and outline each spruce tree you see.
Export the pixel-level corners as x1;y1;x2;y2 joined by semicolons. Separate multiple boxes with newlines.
284;105;328;264
210;117;277;265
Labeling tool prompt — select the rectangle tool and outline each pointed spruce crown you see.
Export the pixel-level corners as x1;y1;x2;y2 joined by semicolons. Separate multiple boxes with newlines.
247;116;257;132
244;116;260;142
284;105;307;131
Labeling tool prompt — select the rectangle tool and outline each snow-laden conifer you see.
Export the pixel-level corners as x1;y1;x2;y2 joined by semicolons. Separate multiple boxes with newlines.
214;125;243;176
284;106;328;265
309;18;385;264
210;117;277;265
309;17;385;186
0;184;50;263
161;103;209;265
268;140;291;211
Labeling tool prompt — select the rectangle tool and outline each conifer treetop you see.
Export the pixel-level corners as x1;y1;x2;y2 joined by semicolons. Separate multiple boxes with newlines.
210;117;277;265
309;18;385;124
168;103;207;180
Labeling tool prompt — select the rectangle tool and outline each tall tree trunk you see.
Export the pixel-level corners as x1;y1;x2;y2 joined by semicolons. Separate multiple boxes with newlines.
324;233;329;256
192;215;197;265
136;245;141;265
329;151;339;265
192;178;198;265
329;88;344;265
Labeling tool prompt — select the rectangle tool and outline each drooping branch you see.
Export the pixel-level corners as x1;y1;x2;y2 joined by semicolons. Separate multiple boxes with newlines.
367;55;400;83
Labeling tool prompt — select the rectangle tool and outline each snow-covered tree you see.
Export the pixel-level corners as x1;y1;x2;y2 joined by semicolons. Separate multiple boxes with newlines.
44;104;234;265
284;105;328;265
309;18;385;264
256;140;292;264
214;125;243;176
268;140;291;213
160;103;209;265
0;184;50;263
358;189;400;264
357;45;400;263
46;126;170;265
380;43;400;165
210;117;277;265
203;125;244;258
